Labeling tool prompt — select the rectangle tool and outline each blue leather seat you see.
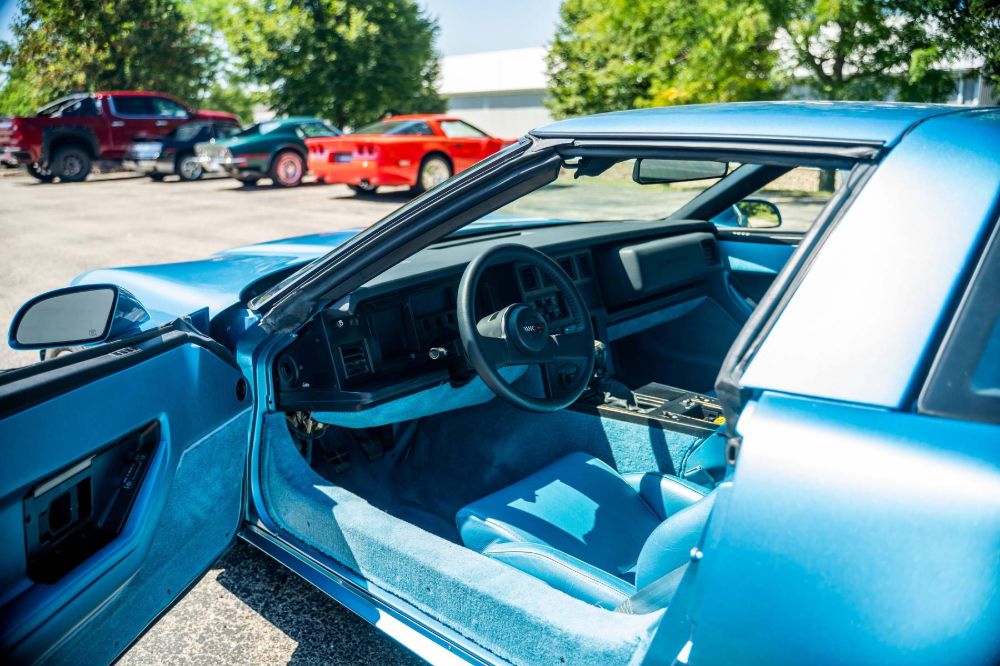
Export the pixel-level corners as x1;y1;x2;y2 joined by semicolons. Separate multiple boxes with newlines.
456;452;716;609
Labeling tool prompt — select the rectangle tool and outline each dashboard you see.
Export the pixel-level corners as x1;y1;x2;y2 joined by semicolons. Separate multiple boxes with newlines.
275;219;724;414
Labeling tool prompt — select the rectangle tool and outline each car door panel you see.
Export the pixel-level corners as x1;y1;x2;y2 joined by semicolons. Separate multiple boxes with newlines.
717;236;798;305
664;392;1000;666
0;326;251;664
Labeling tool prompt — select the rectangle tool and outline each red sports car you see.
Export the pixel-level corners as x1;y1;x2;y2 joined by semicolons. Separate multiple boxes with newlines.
306;114;515;195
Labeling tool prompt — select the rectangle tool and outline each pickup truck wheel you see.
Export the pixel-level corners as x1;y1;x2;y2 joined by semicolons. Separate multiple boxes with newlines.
26;162;55;183
412;154;452;194
176;153;204;181
148;173;166;182
51;146;92;182
270;150;304;187
236;176;259;187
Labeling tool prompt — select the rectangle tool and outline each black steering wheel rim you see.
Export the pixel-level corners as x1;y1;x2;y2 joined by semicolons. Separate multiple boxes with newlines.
457;243;596;412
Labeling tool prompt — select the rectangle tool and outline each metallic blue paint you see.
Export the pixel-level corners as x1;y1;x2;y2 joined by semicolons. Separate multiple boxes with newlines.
69;231;360;327
0;339;250;662
7;283;149;350
741;108;1000;407
4;102;999;665
533;101;960;144
677;392;1000;665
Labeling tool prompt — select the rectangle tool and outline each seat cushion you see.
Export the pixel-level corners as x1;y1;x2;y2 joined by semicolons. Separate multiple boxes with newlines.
483;542;636;609
456;452;703;580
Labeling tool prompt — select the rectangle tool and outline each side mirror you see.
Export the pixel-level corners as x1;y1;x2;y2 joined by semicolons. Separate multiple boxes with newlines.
8;284;149;351
733;198;782;229
633;158;728;185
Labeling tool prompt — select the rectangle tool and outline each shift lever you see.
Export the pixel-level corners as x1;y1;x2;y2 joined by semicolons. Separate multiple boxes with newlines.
590;340;638;409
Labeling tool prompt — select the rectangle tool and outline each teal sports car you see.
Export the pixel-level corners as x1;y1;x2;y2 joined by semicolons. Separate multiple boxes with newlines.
196;116;341;187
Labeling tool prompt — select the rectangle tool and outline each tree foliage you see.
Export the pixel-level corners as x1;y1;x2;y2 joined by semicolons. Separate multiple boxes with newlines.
226;0;444;129
547;0;780;118
0;0;216;115
547;0;1000;116
779;1;955;101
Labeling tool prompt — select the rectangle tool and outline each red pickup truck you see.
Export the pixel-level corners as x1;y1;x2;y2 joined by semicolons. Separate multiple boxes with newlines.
0;91;239;182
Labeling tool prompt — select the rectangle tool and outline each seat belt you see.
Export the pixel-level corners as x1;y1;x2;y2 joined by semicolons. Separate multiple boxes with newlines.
616;563;689;614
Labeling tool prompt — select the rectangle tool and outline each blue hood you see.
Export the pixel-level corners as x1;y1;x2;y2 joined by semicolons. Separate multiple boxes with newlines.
68;214;572;327
71;231;361;323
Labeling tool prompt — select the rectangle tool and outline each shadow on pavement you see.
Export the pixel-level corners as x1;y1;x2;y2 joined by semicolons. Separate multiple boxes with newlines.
215;540;426;665
224;179;326;193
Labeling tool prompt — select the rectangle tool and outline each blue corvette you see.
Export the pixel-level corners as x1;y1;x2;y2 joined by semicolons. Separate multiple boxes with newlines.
2;102;999;665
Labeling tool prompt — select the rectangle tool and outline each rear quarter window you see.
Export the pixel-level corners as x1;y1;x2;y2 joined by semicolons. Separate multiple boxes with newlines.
919;220;1000;424
111;96;154;116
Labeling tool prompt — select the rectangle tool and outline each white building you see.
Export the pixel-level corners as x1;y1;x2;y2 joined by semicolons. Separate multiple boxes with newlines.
436;47;996;139
439;47;552;138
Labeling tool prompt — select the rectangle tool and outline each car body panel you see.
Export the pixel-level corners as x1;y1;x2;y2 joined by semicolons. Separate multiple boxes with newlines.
70;231;361;327
0;92;237;166
532;101;961;144
740;108;1000;408
0;329;251;663
306;114;514;188
674;392;1000;665
123;121;241;176
195;117;340;181
2;102;999;665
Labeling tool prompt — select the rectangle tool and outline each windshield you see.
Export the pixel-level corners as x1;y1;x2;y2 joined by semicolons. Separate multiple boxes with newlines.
352;119;433;135
482;158;731;225
237;120;283;137
170;123;213;142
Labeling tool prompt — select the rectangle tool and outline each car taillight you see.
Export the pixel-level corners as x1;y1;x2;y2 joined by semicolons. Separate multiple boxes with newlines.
356;143;377;156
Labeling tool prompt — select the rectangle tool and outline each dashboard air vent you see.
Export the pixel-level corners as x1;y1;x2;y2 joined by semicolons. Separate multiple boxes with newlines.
338;342;371;379
701;239;721;265
558;257;577;279
518;266;539;291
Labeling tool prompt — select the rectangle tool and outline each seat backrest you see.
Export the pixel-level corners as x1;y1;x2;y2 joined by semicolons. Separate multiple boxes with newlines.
635;491;716;589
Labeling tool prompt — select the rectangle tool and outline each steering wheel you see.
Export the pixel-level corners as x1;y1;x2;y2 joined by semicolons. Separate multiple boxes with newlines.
457;244;596;412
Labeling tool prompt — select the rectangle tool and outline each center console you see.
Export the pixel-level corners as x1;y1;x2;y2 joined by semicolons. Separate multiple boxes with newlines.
572;342;729;487
596;382;726;436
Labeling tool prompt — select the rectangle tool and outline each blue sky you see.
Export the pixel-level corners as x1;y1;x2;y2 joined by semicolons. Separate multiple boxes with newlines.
420;0;561;55
0;0;562;55
0;0;15;44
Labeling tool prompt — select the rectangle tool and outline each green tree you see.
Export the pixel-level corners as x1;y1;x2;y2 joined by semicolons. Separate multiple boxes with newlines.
547;0;781;118
921;0;1000;87
0;0;217;116
228;0;443;129
778;1;960;101
547;0;998;117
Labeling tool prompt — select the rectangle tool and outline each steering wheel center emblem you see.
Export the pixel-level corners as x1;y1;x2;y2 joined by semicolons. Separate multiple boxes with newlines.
508;306;549;354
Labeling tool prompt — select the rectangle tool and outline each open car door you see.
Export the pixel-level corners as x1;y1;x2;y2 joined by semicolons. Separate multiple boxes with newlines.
0;321;252;664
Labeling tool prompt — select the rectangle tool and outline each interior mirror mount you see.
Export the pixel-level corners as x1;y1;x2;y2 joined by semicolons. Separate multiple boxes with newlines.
632;158;728;185
733;198;782;228
8;284;150;351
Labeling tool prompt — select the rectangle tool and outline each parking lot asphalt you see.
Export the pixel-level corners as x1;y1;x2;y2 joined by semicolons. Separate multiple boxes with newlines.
0;170;422;665
0;171;403;370
120;540;425;666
